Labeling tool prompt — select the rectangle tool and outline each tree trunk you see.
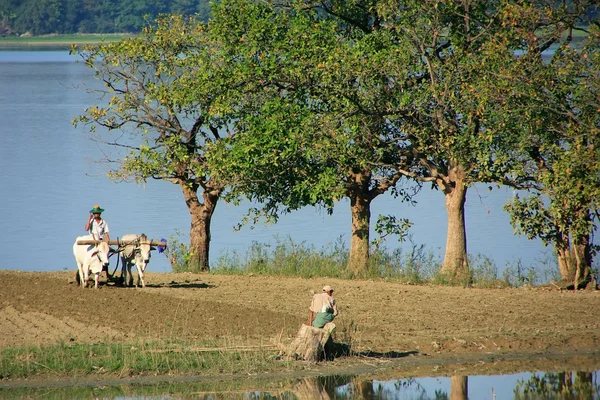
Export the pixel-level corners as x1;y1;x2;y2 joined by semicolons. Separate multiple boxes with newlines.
180;182;221;272
292;378;333;400
572;209;593;288
439;166;469;283
353;378;374;398
573;232;591;289
555;229;576;281
348;171;372;276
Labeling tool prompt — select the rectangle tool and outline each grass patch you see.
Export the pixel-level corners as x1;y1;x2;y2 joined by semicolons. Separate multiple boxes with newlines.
0;339;285;380
211;235;446;282
172;233;552;288
212;235;352;279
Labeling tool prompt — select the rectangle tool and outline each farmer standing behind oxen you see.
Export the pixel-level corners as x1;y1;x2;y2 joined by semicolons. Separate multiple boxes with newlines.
308;285;339;328
83;204;111;282
85;205;111;242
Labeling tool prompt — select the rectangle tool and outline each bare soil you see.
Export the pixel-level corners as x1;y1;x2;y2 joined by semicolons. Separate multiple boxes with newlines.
1;270;599;385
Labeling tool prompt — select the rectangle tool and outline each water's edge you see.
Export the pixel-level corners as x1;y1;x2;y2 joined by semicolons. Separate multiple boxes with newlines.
2;348;599;390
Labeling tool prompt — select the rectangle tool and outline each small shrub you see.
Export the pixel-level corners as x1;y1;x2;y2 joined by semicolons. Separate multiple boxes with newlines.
470;254;506;288
502;253;558;287
164;230;193;273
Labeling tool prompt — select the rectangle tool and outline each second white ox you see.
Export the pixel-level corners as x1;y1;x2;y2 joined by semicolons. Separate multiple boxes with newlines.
73;235;111;289
119;233;154;288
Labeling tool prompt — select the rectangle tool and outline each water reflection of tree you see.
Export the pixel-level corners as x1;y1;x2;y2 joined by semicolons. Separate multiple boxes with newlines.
353;376;467;399
514;371;600;399
292;375;418;399
430;376;468;400
450;376;468;400
292;375;355;399
362;377;432;399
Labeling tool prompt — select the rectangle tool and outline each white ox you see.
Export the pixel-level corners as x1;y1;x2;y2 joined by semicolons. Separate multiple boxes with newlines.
119;233;154;288
73;235;110;289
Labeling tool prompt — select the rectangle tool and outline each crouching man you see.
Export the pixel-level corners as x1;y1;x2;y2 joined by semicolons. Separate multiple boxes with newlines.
308;285;339;328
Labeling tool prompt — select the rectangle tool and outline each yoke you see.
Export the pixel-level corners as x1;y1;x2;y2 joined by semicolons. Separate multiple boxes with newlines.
76;239;167;247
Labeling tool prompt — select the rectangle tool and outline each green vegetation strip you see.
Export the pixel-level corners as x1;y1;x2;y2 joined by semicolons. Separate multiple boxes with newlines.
0;34;130;46
0;340;284;379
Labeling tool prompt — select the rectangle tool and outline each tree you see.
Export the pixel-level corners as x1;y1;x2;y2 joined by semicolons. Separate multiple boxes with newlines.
14;0;62;35
207;0;418;276
361;0;597;282
504;12;600;286
0;0;18;35
115;0;167;33
73;15;236;271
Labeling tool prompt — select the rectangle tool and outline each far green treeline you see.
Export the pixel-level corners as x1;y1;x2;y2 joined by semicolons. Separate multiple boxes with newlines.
1;0;597;37
69;0;599;287
0;0;214;36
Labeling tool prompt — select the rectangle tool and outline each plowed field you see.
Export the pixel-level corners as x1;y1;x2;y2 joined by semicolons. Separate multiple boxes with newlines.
1;270;599;382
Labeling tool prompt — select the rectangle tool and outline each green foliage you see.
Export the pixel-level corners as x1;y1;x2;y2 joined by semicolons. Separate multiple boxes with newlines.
65;0;598;280
505;194;555;245
13;0;62;35
164;230;195;273
72;14;230;185
207;0;598;279
372;215;414;250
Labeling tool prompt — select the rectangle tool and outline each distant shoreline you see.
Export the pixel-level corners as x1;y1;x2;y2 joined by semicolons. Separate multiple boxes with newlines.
0;34;131;47
0;27;587;48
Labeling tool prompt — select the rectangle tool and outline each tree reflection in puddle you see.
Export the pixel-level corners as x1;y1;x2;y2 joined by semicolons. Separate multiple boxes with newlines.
336;371;600;399
1;370;599;399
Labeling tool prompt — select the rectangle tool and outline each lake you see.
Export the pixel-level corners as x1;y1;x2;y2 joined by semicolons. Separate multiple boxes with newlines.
0;49;549;275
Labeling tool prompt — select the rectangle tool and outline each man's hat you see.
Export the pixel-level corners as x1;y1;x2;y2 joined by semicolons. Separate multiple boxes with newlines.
90;205;105;214
323;285;333;292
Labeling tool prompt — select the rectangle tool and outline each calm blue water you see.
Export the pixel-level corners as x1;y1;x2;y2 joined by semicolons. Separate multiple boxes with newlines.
0;49;549;274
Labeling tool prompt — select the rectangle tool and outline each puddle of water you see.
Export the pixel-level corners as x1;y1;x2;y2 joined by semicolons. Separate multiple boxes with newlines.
1;370;599;399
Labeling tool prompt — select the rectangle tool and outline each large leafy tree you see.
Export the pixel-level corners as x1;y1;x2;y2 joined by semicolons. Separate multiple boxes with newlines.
365;0;596;282
73;15;235;271
504;10;600;286
208;0;419;276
